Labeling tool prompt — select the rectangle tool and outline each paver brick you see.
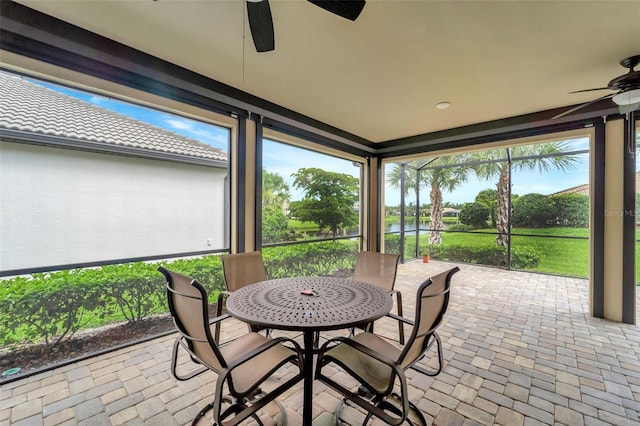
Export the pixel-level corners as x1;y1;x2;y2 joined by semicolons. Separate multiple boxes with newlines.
74;398;104;421
554;405;584;426
455;402;495;425
3;261;640;425
43;407;74;426
434;408;465;426
11;398;42;422
505;383;529;402
494;406;524;426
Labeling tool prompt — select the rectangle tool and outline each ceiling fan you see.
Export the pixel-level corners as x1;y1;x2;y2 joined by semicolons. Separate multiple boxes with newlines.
553;54;640;119
246;0;366;52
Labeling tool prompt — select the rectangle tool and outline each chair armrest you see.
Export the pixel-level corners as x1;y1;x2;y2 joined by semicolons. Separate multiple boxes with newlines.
316;336;409;421
318;336;401;375
385;312;413;326
225;336;304;372
207;313;231;326
214;291;233;316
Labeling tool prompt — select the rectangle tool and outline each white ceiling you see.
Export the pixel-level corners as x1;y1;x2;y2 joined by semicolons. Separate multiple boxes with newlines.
14;0;640;143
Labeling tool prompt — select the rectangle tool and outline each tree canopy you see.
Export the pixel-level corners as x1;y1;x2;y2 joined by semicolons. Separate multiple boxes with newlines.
262;169;291;210
289;168;359;238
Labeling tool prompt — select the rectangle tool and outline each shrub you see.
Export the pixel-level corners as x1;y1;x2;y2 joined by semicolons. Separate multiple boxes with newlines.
552;194;588;227
447;224;476;232
512;193;556;228
165;254;225;298
429;243;540;269
0;270;103;347
263;206;297;243
0;255;226;348
383;234;401;255
459;202;490;228
99;263;166;323
510;246;543;269
263;241;358;277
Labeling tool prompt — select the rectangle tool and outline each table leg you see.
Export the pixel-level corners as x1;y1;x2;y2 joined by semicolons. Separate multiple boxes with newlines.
303;330;314;425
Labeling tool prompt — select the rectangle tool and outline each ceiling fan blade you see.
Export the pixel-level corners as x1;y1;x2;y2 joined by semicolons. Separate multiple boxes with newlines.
308;0;366;21
246;0;274;52
568;87;611;94
552;93;614;119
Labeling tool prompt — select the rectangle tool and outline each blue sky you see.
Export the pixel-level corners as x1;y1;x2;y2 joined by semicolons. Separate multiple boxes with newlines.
384;139;590;206
32;81;229;151
34;79;593;207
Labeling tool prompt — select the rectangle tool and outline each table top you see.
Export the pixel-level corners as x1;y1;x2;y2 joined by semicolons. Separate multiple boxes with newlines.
225;276;393;332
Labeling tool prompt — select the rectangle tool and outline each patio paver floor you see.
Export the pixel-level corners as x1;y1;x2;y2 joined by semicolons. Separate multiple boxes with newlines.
1;260;639;425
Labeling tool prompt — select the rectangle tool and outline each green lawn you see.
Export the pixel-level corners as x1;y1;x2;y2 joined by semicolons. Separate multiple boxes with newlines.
397;227;590;278
292;217;639;281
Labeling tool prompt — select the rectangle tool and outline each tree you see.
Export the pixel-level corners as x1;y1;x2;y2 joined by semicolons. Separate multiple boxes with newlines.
288;168;359;238
471;142;579;246
262;169;291;210
459;202;490;228
475;189;498;227
262;206;295;243
387;155;471;245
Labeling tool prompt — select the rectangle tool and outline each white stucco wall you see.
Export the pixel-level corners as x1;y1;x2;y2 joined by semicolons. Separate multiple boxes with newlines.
0;141;228;272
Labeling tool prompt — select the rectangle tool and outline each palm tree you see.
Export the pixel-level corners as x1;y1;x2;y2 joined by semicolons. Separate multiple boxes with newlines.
262;169;291;211
471;141;579;246
388;155;471;245
475;189;498;227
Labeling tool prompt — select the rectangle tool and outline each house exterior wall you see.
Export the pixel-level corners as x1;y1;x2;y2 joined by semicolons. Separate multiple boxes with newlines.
1;141;228;272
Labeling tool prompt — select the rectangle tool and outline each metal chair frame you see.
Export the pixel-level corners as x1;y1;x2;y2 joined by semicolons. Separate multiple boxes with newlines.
217;252;270;342
159;266;304;426
315;267;460;425
352;251;404;344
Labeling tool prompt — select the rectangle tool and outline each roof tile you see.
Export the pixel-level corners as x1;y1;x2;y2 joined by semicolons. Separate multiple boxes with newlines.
0;71;227;162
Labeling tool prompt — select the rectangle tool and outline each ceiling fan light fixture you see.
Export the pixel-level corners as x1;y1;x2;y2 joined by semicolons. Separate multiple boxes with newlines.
612;89;640;106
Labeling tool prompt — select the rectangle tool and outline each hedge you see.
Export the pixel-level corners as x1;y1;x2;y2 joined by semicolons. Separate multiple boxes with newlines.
428;243;541;269
0;256;225;348
0;242;359;349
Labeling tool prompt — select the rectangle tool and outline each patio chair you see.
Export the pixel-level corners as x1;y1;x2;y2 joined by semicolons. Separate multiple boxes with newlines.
351;251;404;343
315;266;460;425
218;251;270;341
158;266;304;426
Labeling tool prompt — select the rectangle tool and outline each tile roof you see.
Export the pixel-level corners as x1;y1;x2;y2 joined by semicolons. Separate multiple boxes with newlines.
0;71;227;163
551;172;640;196
551;184;589;196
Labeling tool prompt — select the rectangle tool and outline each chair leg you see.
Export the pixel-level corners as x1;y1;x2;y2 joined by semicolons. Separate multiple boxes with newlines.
214;322;222;344
213;295;225;344
411;332;444;377
171;338;207;381
395;292;404;344
213;394;285;426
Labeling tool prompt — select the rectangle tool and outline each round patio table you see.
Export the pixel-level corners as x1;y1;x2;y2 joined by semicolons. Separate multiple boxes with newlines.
225;276;393;425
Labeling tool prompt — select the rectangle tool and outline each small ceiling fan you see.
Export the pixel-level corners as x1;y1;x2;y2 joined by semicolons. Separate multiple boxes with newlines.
246;0;366;52
553;54;640;119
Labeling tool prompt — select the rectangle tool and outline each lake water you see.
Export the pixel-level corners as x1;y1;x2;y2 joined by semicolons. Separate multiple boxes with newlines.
386;220;443;233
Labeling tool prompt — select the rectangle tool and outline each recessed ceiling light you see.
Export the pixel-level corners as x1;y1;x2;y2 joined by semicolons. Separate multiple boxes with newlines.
435;102;451;110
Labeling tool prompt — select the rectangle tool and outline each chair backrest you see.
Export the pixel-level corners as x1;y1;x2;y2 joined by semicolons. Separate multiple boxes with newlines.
158;266;225;372
352;251;400;292
221;251;268;292
399;266;459;370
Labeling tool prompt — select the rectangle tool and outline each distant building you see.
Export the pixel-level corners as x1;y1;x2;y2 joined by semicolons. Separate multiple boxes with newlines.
550;184;589;196
550;172;640;197
443;207;460;217
0;71;229;273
